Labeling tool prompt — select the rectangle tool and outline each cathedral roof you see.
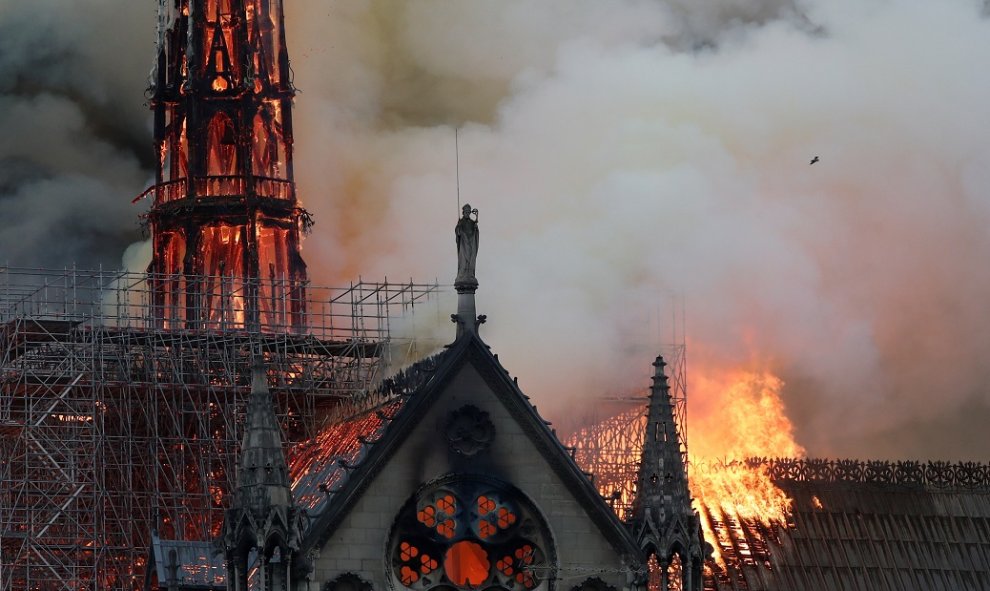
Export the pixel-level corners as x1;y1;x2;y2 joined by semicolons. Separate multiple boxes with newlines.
701;459;990;590
288;330;641;559
289;396;407;514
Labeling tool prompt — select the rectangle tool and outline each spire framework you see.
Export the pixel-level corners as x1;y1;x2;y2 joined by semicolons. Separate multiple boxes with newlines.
143;0;309;332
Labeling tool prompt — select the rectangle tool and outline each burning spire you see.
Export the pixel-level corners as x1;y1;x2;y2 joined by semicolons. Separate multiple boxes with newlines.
142;0;310;332
630;356;708;591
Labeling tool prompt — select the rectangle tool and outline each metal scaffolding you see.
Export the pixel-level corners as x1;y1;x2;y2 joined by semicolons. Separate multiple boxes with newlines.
561;341;689;522
0;266;440;591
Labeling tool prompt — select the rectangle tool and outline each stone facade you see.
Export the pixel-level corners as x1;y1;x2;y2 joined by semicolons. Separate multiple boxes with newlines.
306;361;633;591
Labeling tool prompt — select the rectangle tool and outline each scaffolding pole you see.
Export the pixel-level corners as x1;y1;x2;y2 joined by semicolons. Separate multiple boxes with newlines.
0;266;441;590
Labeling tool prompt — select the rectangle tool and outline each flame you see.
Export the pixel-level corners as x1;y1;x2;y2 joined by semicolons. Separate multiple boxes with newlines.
689;369;804;460
565;362;806;571
687;367;805;567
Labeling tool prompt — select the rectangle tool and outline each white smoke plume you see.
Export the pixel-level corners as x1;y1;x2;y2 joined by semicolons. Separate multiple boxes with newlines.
287;0;990;460
4;0;990;460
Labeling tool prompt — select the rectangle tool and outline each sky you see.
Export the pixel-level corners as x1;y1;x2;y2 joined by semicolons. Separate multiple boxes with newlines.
2;0;990;460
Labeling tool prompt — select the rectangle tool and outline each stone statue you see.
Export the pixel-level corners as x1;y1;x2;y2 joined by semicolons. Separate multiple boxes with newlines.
455;204;479;288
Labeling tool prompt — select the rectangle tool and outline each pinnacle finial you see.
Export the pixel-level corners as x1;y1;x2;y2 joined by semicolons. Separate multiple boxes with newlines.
630;356;705;589
652;356;669;385
633;356;692;528
236;363;292;512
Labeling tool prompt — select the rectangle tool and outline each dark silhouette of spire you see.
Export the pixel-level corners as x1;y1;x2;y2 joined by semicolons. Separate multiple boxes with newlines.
630;356;707;591
223;365;303;591
237;367;294;513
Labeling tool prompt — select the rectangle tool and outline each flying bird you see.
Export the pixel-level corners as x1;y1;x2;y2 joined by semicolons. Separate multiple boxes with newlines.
810;156;820;165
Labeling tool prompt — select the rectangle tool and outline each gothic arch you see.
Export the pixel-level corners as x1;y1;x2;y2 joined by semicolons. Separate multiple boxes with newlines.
206;112;238;176
252;104;285;179
646;550;688;591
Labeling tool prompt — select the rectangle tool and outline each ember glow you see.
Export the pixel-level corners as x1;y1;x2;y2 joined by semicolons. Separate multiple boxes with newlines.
689;369;803;503
144;0;309;332
689;366;805;566
567;362;806;568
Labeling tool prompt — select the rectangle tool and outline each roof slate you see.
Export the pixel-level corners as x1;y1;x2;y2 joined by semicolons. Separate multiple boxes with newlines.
702;460;990;591
289;398;405;514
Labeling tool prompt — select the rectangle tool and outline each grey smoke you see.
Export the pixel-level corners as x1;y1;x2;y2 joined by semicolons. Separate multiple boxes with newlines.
287;0;990;461
0;0;154;268
4;0;990;461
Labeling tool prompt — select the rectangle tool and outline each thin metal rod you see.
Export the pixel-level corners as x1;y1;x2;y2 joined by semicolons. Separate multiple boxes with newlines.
455;127;461;211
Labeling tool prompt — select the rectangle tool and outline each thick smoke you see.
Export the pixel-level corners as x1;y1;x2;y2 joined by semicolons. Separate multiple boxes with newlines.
4;0;990;460
287;0;990;460
0;0;154;268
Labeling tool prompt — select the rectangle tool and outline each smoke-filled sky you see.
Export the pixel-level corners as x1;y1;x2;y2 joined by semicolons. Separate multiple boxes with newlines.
3;0;990;460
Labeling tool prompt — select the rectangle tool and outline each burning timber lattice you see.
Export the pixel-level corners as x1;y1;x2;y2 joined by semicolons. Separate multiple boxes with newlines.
0;266;440;591
565;398;990;591
562;341;689;523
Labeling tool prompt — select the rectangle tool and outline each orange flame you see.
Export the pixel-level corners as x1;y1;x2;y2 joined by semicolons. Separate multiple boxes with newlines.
565;362;807;571
688;367;805;566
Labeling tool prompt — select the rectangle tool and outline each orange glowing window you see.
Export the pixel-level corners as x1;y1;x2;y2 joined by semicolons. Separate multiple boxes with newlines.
437;518;456;539
417;506;436;527
478;520;496;539
437;494;456;514
400;566;419;586
514;545;535;565
477;495;495;515
444;540;490;587
206;113;237;175
496;556;514;576
420;554;438;575
497;507;517;529
516;571;536;589
391;481;550;591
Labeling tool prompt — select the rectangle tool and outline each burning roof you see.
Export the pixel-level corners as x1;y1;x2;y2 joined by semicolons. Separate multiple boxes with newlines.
288;352;446;519
702;459;990;591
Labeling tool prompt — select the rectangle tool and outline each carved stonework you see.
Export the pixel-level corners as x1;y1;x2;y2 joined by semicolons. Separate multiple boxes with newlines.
455;204;480;290
759;458;990;490
324;572;374;591
386;475;555;591
444;405;495;456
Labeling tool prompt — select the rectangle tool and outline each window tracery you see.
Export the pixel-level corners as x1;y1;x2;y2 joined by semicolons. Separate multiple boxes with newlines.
389;477;554;591
443;406;495;456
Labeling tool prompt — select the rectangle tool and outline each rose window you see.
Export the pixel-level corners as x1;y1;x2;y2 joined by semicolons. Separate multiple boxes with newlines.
389;477;554;591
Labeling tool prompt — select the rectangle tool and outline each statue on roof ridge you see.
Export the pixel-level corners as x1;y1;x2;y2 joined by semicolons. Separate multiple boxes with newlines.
455;203;479;289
